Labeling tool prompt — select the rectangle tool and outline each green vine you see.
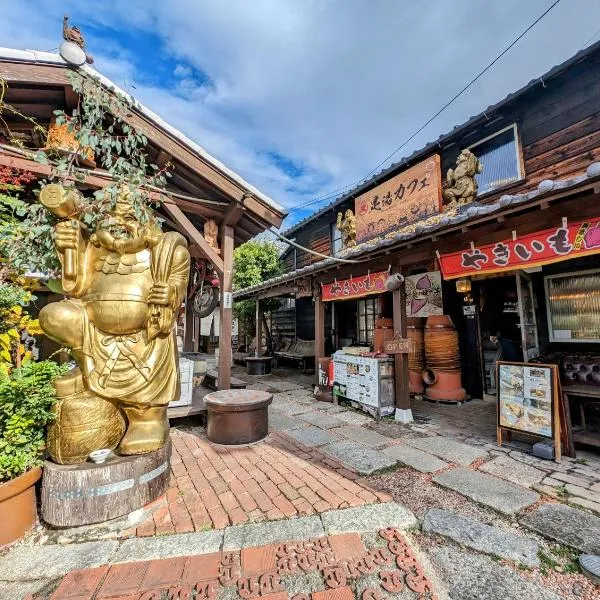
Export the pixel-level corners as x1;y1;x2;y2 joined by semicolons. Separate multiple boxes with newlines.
1;69;172;275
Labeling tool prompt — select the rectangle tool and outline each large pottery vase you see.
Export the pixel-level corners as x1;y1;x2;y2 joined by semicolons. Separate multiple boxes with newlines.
0;467;42;546
423;315;466;402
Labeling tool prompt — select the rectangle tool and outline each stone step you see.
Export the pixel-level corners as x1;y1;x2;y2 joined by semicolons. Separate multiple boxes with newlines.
519;503;600;554
404;436;488;466
432;467;540;515
478;455;545;488
321;440;397;475
381;444;448;473
431;546;561;600
422;508;540;566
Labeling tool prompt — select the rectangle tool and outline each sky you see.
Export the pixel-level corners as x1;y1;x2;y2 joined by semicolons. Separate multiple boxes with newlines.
1;1;600;229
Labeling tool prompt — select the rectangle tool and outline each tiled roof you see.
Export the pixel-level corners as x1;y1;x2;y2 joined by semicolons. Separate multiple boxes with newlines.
281;39;600;238
234;162;600;299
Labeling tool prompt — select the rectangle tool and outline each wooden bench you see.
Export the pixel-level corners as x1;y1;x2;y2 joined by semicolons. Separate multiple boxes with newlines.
203;369;247;391
274;338;315;372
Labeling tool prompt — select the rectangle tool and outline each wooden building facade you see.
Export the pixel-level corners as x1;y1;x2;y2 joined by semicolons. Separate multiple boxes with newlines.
236;41;600;449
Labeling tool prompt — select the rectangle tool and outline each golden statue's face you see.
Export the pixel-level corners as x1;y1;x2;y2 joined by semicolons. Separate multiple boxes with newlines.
98;202;143;244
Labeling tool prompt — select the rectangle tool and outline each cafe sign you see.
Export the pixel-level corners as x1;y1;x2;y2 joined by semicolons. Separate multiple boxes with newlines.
321;271;388;302
355;154;443;244
439;217;600;279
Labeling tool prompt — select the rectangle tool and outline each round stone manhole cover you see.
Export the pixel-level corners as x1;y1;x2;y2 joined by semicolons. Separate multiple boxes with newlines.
579;554;600;585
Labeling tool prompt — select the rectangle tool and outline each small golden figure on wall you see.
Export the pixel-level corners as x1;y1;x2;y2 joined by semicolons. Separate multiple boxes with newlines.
38;184;190;464
442;149;483;207
336;209;357;249
203;218;220;253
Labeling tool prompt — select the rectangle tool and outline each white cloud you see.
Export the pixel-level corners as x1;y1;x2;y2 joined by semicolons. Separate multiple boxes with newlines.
1;0;600;226
174;64;192;78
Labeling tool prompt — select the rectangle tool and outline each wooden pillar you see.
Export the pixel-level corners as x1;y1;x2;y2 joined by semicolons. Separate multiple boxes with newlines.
315;290;325;383
392;272;412;423
218;225;234;390
183;297;195;352
255;298;262;358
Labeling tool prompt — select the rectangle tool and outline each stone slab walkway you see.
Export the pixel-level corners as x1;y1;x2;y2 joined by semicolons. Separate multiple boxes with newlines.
519;503;600;554
422;508;540;566
432;468;540;515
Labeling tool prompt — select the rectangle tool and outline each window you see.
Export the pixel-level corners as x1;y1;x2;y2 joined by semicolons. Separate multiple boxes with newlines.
357;298;376;345
545;269;600;342
331;223;343;256
468;124;523;196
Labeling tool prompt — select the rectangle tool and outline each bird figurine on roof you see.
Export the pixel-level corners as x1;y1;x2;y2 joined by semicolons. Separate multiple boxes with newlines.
62;15;94;64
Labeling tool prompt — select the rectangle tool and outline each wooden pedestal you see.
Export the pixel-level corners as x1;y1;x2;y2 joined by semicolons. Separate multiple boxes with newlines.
41;441;171;527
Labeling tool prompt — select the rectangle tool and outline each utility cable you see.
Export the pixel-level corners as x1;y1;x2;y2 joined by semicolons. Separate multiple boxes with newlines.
285;0;562;216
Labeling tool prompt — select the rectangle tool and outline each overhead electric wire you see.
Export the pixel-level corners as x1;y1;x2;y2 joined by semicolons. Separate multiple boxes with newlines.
285;0;562;217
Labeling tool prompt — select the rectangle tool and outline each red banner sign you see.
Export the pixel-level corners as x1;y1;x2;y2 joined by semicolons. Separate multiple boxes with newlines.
439;217;600;280
322;271;388;301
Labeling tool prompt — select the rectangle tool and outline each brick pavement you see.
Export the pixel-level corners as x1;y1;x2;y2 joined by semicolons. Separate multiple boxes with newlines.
128;428;392;537
48;529;438;600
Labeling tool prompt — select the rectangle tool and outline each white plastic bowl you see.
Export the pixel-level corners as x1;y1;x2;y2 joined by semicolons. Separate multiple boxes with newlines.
88;449;112;464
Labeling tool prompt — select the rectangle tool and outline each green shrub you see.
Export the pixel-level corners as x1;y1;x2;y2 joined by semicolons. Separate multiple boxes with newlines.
0;359;67;482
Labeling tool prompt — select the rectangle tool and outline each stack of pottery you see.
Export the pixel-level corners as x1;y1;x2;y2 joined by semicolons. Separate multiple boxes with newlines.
407;318;425;394
422;315;466;402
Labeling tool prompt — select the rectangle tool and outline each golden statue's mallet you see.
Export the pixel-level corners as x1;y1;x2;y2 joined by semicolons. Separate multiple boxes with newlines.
39;184;82;280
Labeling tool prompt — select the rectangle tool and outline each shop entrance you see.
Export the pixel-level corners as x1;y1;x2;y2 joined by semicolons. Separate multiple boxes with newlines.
474;272;540;394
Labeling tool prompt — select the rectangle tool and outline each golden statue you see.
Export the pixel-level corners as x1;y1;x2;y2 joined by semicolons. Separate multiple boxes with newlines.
39;184;190;463
336;209;357;249
203;218;219;253
442;149;483;206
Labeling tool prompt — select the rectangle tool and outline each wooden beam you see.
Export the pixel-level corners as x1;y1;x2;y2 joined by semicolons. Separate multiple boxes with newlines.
223;201;245;226
314;290;325;383
162;202;224;275
64;85;79;113
392;271;411;420
156;150;172;168
218;225;234;390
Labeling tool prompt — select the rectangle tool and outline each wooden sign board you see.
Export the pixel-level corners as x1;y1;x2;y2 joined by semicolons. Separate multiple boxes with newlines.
383;338;413;354
355;154;442;244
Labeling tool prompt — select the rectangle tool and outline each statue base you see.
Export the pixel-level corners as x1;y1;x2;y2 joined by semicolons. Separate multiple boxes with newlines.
41;441;171;528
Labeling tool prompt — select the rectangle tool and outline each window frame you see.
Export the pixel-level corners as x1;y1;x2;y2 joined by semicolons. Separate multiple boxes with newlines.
357;297;376;345
467;123;525;198
331;222;343;256
544;268;600;343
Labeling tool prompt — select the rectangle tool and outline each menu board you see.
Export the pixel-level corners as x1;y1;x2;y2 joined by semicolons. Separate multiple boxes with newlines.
497;362;555;438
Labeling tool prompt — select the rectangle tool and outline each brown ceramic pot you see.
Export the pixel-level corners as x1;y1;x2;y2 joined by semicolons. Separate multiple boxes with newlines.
0;467;42;546
422;369;467;402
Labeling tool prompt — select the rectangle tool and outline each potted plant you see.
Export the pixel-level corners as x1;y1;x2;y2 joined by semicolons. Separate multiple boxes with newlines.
0;359;66;545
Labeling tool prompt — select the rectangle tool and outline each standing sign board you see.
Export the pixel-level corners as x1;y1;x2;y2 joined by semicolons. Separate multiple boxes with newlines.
496;361;566;460
354;155;442;244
